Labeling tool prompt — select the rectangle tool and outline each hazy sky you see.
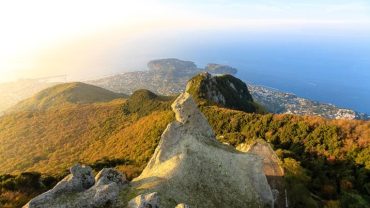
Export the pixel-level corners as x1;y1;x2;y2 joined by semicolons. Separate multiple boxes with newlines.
0;0;370;82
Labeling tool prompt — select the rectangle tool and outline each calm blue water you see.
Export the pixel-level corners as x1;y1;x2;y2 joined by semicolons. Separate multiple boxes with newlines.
115;27;370;114
166;28;370;114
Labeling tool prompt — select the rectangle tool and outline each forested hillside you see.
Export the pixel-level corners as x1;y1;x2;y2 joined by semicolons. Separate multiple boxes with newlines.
202;106;370;207
0;77;369;207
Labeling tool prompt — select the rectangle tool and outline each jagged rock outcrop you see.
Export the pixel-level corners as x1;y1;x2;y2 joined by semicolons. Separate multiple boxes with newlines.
24;93;273;208
24;164;128;208
186;72;263;113
129;93;273;208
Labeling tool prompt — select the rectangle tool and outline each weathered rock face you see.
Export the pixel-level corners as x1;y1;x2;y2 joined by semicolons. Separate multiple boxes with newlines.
24;165;128;208
130;93;273;208
238;141;286;208
25;93;273;208
186;73;261;113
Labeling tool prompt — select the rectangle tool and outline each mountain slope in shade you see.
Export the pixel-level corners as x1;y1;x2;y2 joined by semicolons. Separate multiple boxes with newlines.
7;82;126;112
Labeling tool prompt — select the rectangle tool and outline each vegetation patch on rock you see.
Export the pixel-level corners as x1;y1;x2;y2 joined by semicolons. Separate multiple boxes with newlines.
186;73;265;113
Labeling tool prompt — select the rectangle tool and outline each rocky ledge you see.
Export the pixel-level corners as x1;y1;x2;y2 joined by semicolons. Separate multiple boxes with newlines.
24;165;128;208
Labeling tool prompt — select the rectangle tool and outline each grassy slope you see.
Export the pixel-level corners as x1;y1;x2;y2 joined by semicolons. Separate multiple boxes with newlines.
7;82;125;112
0;91;174;176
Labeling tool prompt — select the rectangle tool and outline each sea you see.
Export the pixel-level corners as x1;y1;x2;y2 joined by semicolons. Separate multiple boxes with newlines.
149;27;370;114
108;26;370;114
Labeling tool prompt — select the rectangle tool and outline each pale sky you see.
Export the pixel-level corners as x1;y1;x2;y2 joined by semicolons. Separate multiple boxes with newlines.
0;0;370;83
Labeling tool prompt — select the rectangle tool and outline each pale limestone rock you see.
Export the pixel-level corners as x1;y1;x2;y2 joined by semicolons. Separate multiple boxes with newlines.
95;168;127;186
23;166;127;208
128;192;159;208
55;163;95;192
85;168;128;207
130;93;273;208
24;164;94;207
238;140;287;208
175;203;190;208
170;91;214;138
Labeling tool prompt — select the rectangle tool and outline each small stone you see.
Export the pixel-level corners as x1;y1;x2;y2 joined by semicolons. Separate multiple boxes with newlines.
95;168;127;186
175;203;190;208
128;192;160;208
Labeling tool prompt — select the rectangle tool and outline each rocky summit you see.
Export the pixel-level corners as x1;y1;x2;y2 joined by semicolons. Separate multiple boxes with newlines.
128;92;273;208
24;93;273;208
186;72;263;113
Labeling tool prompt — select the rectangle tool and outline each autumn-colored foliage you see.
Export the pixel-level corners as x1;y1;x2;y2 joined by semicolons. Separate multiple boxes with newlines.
201;106;370;207
0;86;369;207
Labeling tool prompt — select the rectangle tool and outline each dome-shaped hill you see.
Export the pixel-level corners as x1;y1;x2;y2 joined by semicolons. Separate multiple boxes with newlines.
130;89;159;100
122;89;175;117
8;82;125;112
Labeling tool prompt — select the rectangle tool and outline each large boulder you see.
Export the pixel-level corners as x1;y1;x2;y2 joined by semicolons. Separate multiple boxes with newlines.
24;165;127;208
129;93;273;208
